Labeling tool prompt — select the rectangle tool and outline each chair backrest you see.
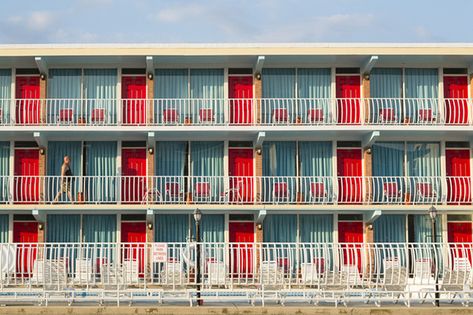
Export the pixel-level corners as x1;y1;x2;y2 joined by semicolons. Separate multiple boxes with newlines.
59;108;73;121
384;267;408;285
273;182;288;197
308;108;323;121
165;182;180;197
91;108;105;121
416;182;433;197
163;109;178;122
418;108;433;121
380;108;395;120
273;108;288;121
199;108;214;121
310;182;325;197
195;182;210;196
414;258;433;279
453;257;472;271
384;182;399;197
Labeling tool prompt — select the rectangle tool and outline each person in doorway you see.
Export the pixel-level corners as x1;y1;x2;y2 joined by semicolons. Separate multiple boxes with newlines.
53;155;74;203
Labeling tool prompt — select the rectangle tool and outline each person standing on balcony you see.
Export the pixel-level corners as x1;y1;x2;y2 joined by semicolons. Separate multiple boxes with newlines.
53;155;74;203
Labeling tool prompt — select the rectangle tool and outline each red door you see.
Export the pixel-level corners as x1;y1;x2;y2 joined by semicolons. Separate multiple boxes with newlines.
336;75;360;124
122;76;146;125
338;221;363;271
229;76;253;124
228;149;253;203
448;222;472;265
13;221;38;277
121;222;146;276
16;76;40;124
337;148;362;203
229;222;254;277
446;149;471;204
444;76;468;125
121;148;147;203
14;149;40;203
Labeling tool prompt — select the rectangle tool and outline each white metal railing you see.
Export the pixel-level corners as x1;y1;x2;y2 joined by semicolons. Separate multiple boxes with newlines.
1;175;471;205
2;98;472;126
0;242;472;306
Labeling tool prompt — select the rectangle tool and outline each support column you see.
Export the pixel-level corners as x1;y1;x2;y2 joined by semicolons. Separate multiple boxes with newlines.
364;148;372;203
254;76;262;124
365;223;374;275
362;75;370;123
39;77;47;124
37;221;45;243
39;148;46;203
255;148;262;203
147;75;154;125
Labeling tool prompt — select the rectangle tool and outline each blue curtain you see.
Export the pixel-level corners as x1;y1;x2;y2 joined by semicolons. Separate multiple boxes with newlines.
86;142;117;202
156;141;186;176
405;69;439;123
191;142;223;201
413;215;442;243
407;142;440;176
374;215;406;242
155;214;189;242
155;69;188;98
47;141;82;202
300;214;333;242
372;142;404;176
370;68;402;123
155;69;189;124
46;214;80;242
82;215;117;242
0;142;9;202
262;68;295;123
48;69;82;124
0;215;8;243
263;215;297;242
83;69;117;124
263;142;296;202
0;69;11;123
190;69;224;123
299;142;333;202
298;68;331;122
192;214;224;242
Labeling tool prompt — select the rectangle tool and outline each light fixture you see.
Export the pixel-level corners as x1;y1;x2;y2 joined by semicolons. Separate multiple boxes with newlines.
147;72;154;80
256;223;263;230
429;206;437;221
256;147;262;155
148;147;154;155
40;73;46;81
39;147;46;155
38;223;44;230
147;222;153;230
363;73;370;81
366;148;372;155
254;72;262;81
193;208;202;223
367;224;373;231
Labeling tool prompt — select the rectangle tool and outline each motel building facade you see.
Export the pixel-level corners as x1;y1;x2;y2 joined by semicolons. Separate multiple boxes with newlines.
0;43;471;307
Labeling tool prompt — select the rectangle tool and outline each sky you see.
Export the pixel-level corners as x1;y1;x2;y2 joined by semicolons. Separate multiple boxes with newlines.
0;0;472;44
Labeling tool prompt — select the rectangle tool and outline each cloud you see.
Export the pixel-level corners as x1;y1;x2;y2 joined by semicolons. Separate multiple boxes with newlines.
155;4;205;23
6;10;56;32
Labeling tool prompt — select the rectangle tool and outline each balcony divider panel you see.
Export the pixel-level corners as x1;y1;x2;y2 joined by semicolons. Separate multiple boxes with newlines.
370;68;402;123
0;142;9;203
48;69;81;124
190;69;224;124
0;215;8;243
0;69;11;124
155;69;189;124
47;141;82;203
155;214;189;242
85;141;117;203
83;69;117;125
374;214;406;243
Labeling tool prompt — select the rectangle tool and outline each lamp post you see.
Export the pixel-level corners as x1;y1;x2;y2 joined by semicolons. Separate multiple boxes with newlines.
193;208;203;306
429;205;439;307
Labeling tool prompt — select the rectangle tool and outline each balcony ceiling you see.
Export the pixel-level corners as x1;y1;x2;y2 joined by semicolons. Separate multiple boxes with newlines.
1;43;473;68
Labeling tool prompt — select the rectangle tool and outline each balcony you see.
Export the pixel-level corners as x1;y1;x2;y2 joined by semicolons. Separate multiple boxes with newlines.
2;175;471;206
1;98;471;127
0;242;471;306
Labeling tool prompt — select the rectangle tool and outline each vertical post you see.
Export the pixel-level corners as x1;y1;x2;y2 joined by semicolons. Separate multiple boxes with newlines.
193;209;202;306
39;75;47;124
429;206;440;307
147;73;154;125
254;73;262;125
